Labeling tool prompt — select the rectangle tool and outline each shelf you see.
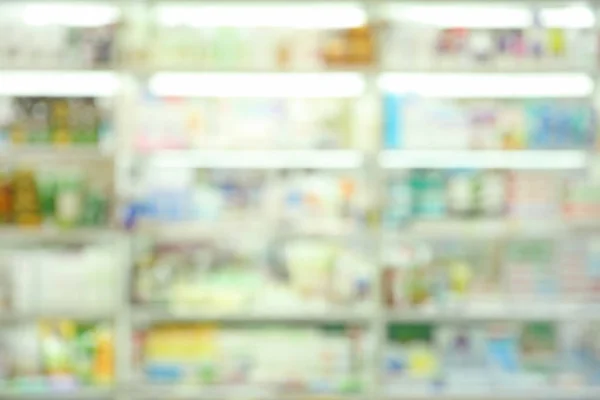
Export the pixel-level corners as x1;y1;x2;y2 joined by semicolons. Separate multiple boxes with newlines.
0;146;112;164
385;303;600;323
129;384;364;400
134;65;375;74
0;388;114;400
383;65;595;74
0;227;123;244
0;71;118;97
144;150;364;169
0;310;115;323
379;150;586;170
383;389;600;400
134;219;362;241
385;219;579;239
133;307;372;325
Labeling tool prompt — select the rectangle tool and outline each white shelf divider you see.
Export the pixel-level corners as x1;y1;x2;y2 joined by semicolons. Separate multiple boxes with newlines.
145;149;365;169
379;150;587;170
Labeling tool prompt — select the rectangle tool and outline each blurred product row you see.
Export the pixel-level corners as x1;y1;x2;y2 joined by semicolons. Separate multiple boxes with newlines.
385;170;600;222
0;167;110;228
3;236;600;394
4;236;600;316
1;96;596;151
135;97;596;151
0;5;595;70
4;318;600;396
4;167;600;232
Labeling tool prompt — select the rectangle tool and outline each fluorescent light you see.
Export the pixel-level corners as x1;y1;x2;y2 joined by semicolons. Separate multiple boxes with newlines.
385;5;532;28
156;3;366;28
149;150;364;169
21;3;119;27
541;6;595;29
384;4;595;29
0;71;118;97
149;73;365;98
379;150;586;170
378;73;593;98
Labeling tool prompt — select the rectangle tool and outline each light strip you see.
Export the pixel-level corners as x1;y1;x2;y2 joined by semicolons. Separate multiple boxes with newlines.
156;3;366;28
0;71;118;97
148;150;364;169
387;5;532;28
541;6;595;29
379;150;586;170
378;73;593;98
149;73;365;98
20;3;120;27
384;5;594;29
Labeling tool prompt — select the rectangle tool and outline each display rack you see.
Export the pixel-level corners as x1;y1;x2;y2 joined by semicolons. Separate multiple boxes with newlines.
1;0;600;399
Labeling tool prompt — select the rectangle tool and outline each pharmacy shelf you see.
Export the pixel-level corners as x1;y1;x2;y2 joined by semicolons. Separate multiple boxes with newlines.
0;146;112;164
0;388;114;400
0;227;123;244
385;303;600;323
132;307;372;325
2;2;600;400
133;220;272;242
0;310;115;323
134;65;376;74
128;384;365;400
385;219;577;239
383;65;596;74
379;150;586;170
135;219;363;241
143;150;365;170
383;389;600;400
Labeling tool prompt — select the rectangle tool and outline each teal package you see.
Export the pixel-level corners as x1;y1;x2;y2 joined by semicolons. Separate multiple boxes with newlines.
384;94;403;149
486;337;519;373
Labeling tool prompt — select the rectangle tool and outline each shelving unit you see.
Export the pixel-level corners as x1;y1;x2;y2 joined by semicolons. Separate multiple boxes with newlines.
1;0;600;399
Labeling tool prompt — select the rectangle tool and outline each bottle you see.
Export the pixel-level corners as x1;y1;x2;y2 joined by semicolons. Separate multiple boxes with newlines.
81;185;108;226
36;170;56;224
12;168;42;227
0;169;11;224
55;170;84;228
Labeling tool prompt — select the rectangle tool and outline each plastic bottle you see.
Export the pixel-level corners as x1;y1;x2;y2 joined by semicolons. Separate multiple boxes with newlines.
55;170;84;228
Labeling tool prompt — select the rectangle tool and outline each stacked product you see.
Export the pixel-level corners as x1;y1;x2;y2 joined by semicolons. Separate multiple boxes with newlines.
0;97;109;147
135;98;356;151
563;177;600;220
132;169;367;232
0;167;110;228
384;321;591;394
382;237;600;312
0;18;117;68
145;25;375;70
383;98;594;150
0;244;117;391
0;321;114;391
0;244;118;315
276;171;367;232
383;170;596;226
504;239;557;301
382;239;502;310
136;323;367;394
132;169;266;224
133;237;371;314
382;24;595;70
557;238;600;303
